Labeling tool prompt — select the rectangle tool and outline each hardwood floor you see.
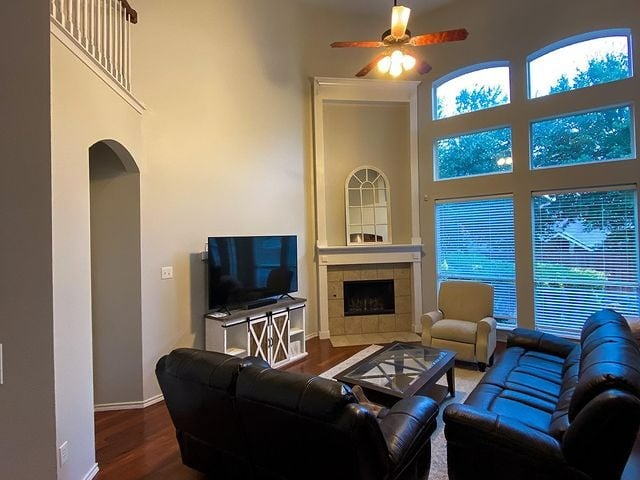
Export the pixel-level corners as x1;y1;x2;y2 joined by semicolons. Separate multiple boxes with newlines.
94;338;363;479
94;338;640;479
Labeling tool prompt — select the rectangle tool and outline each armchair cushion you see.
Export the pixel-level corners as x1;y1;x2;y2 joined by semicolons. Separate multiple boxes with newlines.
431;319;477;344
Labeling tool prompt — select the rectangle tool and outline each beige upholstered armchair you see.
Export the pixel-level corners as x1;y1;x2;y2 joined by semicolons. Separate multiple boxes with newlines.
421;281;497;371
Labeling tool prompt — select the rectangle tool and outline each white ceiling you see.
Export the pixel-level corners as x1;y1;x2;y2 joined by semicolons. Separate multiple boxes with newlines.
299;0;453;16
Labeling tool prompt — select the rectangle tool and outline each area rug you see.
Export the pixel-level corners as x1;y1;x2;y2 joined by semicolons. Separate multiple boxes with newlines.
319;345;485;480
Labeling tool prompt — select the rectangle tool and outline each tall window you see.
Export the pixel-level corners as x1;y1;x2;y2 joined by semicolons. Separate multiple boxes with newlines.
532;188;640;338
528;31;632;99
436;197;517;325
434;64;510;120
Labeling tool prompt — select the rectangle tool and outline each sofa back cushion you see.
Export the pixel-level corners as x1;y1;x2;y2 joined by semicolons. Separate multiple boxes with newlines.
569;309;640;421
548;345;580;439
438;281;494;322
236;365;390;480
155;348;267;476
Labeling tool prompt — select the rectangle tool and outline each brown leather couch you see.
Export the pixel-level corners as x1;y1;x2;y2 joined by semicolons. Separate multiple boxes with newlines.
156;348;439;480
444;309;640;479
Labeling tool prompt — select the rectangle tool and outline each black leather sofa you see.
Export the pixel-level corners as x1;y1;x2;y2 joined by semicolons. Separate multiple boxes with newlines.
156;348;439;480
444;309;640;479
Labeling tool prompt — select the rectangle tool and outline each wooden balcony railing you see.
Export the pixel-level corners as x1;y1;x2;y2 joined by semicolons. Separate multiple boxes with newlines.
50;0;138;92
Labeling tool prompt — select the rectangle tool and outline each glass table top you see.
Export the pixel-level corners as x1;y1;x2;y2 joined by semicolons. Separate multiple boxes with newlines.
339;343;449;394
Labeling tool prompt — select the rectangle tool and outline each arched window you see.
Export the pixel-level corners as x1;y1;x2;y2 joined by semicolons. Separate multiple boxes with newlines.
345;167;391;244
528;29;632;99
433;63;511;120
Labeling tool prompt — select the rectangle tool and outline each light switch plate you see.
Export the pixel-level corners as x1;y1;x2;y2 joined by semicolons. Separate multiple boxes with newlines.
161;266;173;280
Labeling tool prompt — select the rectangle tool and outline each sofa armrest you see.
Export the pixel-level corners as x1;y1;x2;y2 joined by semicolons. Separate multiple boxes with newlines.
507;327;576;358
421;310;442;345
444;403;564;462
378;396;438;467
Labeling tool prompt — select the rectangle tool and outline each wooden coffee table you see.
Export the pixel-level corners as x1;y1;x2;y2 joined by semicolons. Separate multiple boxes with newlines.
333;342;456;407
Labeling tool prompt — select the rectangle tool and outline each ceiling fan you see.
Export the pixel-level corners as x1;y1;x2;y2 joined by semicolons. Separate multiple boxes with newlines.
330;1;468;78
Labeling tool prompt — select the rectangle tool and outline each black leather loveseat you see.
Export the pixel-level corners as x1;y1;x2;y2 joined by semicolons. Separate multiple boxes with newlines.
156;348;439;480
444;309;640;479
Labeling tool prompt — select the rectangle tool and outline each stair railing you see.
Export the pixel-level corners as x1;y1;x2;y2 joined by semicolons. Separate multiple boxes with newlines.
50;0;138;92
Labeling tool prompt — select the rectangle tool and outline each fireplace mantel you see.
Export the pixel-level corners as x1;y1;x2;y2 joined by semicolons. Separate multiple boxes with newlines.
317;243;422;266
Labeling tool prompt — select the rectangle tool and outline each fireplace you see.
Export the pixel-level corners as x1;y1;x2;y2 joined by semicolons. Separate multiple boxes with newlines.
344;279;395;316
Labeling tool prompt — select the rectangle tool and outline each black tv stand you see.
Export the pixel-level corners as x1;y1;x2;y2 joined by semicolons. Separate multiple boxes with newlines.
245;297;278;310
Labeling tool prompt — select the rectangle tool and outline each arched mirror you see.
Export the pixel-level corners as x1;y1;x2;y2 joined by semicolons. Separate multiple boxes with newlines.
346;167;391;244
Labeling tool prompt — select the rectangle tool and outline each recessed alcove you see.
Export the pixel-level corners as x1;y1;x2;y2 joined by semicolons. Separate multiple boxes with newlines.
313;78;423;339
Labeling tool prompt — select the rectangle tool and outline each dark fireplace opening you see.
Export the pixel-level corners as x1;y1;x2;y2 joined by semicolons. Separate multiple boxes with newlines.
344;279;395;316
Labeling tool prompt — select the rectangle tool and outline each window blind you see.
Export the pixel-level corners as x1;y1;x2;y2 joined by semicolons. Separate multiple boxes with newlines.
436;196;517;325
532;188;640;338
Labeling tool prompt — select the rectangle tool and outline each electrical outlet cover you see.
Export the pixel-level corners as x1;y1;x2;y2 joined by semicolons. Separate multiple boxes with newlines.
59;441;69;466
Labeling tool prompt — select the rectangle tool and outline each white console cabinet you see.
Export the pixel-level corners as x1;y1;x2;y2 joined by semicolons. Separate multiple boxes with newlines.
205;297;307;367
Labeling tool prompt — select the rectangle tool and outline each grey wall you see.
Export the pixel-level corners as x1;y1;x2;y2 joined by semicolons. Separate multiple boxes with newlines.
0;2;57;478
90;142;142;406
323;102;412;245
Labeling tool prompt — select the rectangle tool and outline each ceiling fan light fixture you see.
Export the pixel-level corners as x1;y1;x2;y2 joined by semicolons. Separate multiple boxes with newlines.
402;53;416;70
389;62;403;77
390;5;411;39
377;55;392;73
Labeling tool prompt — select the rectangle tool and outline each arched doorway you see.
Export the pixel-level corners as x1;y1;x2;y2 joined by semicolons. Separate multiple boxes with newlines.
89;140;142;408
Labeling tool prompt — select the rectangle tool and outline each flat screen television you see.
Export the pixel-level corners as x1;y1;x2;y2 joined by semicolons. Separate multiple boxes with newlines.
207;235;298;311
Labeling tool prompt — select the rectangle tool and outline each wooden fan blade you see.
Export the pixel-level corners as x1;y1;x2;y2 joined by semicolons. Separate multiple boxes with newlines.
409;28;469;46
356;53;387;77
330;40;385;48
417;59;432;75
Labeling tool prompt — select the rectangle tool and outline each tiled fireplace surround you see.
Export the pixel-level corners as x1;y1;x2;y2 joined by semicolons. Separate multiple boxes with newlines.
328;264;413;335
316;244;423;339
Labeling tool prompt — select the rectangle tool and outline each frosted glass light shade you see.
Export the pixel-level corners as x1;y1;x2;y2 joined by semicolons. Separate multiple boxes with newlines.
402;54;416;70
390;6;411;38
378;56;392;73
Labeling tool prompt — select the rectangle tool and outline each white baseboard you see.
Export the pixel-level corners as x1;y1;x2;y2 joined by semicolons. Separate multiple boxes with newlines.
83;463;99;480
94;393;164;412
305;332;318;341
